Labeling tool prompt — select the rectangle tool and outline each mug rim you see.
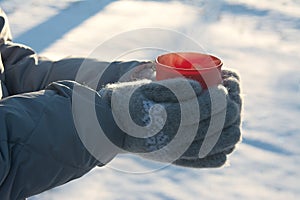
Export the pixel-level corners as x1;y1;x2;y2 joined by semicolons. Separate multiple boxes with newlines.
155;52;223;71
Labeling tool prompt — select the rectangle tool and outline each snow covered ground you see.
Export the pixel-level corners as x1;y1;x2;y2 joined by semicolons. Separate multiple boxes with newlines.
1;0;299;199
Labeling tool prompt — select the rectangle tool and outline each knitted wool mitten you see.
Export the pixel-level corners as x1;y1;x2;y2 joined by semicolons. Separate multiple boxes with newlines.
99;70;242;168
173;70;242;168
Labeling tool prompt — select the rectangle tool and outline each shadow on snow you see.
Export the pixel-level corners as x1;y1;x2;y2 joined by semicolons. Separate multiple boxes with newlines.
14;0;116;53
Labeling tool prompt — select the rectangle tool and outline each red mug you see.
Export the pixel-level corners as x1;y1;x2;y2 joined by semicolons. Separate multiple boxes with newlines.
156;52;223;89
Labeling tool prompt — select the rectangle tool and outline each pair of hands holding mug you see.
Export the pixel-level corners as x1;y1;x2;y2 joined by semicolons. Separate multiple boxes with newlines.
98;62;242;168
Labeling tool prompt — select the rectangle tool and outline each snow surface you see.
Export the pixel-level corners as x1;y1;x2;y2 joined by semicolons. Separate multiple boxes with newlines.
0;0;299;199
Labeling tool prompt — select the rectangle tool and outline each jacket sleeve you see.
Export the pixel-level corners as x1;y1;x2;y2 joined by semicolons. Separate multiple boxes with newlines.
0;40;146;95
0;80;119;200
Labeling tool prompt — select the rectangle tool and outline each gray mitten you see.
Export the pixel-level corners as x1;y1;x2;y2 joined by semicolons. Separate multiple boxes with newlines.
99;70;242;168
173;69;242;168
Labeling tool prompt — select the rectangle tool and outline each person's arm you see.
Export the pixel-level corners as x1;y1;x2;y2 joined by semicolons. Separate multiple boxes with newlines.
0;40;147;95
0;80;113;200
